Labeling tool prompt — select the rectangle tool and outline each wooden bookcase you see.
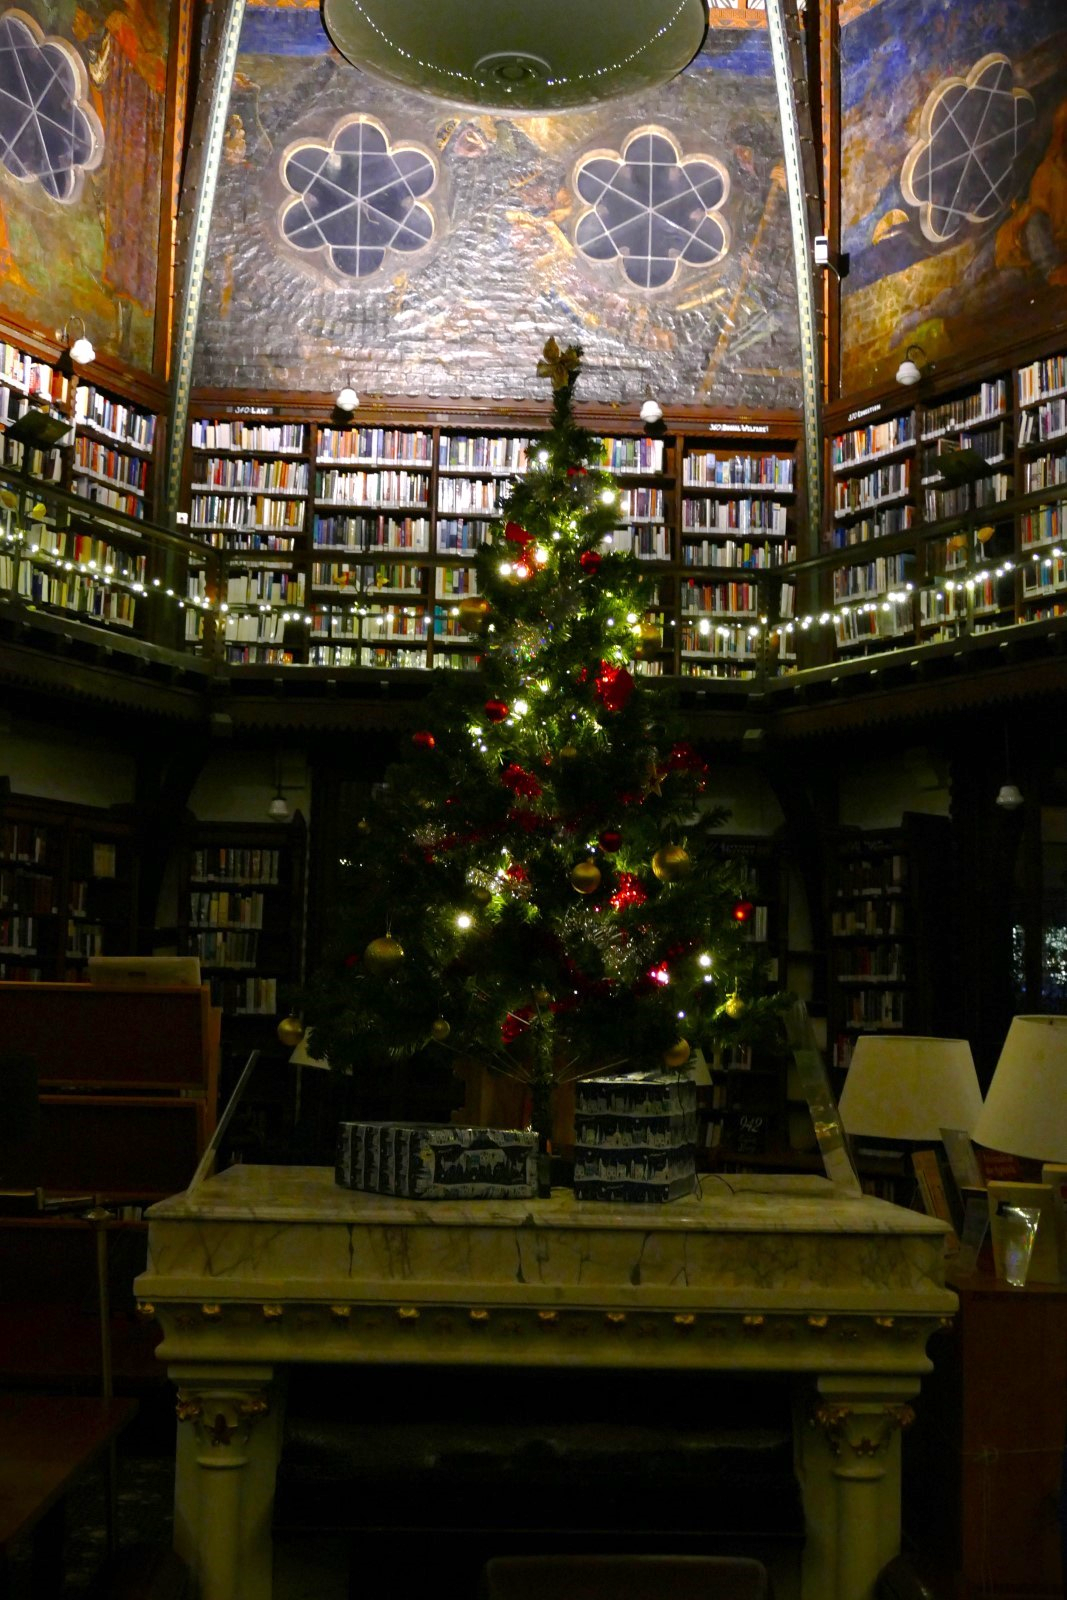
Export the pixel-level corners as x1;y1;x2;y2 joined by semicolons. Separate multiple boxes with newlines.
0;319;164;640
176;812;307;1033
181;400;804;677
0;794;137;984
827;812;953;1072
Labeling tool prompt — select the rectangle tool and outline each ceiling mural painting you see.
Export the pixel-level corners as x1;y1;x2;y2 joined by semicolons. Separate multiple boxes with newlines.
0;0;168;372
193;0;801;409
839;0;1067;396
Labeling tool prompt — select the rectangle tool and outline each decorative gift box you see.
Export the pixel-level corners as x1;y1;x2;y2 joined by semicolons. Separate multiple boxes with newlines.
573;1071;698;1203
336;1122;538;1200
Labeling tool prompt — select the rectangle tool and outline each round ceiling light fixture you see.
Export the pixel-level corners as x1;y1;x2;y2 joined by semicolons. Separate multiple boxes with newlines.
321;0;708;112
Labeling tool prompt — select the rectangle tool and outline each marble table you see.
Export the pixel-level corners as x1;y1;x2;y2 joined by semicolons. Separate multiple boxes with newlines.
134;1165;955;1600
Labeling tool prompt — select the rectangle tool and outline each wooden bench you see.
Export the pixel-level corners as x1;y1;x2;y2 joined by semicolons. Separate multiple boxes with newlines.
0;1393;137;1597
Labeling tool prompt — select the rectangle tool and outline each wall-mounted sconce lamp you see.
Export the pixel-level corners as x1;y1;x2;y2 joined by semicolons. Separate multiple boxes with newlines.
59;315;95;367
639;391;663;427
335;385;359;413
895;345;926;387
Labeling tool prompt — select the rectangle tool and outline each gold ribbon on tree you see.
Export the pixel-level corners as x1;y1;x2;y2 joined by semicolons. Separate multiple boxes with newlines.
537;336;581;389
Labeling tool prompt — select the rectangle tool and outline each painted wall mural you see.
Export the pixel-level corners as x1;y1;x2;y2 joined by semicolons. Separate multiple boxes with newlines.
193;1;801;410
840;0;1067;395
0;0;170;373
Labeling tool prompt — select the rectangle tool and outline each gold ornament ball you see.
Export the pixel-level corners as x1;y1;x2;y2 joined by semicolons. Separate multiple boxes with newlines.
364;934;405;975
276;1013;305;1048
724;992;746;1020
947;532;969;553
570;858;602;895
635;622;662;659
559;743;579;761
976;524;995;544
652;844;692;883
470;886;492;907
458;596;490;632
430;1018;451;1042
662;1038;691;1068
533;986;551;1006
356;819;371;835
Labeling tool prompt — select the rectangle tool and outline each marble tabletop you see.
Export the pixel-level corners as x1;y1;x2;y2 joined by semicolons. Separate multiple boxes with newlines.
147;1162;947;1237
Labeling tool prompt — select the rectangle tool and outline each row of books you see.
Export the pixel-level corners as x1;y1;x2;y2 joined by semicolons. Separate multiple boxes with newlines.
189;890;266;929
0;343;67;400
683;453;794;489
680;540;796;569
190;847;281;884
66;922;105;958
192;928;260;967
1018;354;1067;407
74;385;156;451
439;434;531;471
681;500;789;533
207;975;278;1015
0;823;50;865
832;554;913;601
16;566;138;624
319;427;433;465
834;461;911;516
831;902;908;935
0;914;42;952
0;868;56;914
829;506;915;547
190;493;305;529
832;415;916;470
73;437;149;493
69;840;119;882
193;458;309;493
921;380;1008;440
316;469;430;508
191;421;306;454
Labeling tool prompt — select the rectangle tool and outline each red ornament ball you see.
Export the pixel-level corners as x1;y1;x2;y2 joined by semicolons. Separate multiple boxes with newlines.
504;520;533;547
411;730;436;750
731;899;755;924
484;700;510;723
579;549;602;575
594;662;636;713
599;828;622;853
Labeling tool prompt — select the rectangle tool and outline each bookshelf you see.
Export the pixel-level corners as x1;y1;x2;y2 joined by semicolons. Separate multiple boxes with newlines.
827;813;952;1073
182;404;802;676
0;795;137;983
678;440;797;679
0;323;163;639
176;813;306;1033
1017;351;1067;624
187;417;310;663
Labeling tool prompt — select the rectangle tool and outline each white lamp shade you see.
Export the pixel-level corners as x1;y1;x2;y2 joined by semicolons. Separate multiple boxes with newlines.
839;1035;983;1142
335;386;359;412
322;0;707;112
895;357;921;386
973;1015;1067;1162
640;397;664;425
69;335;95;365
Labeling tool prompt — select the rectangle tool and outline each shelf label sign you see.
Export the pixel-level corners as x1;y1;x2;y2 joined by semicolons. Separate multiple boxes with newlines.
707;421;771;435
846;403;882;422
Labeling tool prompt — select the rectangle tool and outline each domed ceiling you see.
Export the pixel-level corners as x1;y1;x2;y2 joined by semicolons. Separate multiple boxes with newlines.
190;0;803;409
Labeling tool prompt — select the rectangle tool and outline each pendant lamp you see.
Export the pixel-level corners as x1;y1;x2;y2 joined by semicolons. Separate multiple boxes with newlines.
322;0;708;113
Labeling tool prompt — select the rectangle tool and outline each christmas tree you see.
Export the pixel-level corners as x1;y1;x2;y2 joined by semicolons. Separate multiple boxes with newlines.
302;339;783;1141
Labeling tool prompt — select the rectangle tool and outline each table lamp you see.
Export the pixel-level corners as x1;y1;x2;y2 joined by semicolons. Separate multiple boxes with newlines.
973;1015;1067;1162
973;1016;1067;1284
839;1036;983;1145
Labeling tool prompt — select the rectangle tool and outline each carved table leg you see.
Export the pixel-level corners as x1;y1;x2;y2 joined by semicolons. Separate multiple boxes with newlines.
171;1365;283;1600
797;1374;920;1600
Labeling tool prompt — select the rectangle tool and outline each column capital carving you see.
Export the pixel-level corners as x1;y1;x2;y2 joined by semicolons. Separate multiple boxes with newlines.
175;1386;271;1464
812;1399;916;1459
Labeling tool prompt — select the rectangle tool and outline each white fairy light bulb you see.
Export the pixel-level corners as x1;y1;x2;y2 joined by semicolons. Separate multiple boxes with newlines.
455;913;473;930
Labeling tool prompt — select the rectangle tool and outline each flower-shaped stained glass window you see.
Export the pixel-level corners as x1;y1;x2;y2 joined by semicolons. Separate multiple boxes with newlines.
573;128;730;290
279;116;436;281
0;8;103;203
901;54;1036;246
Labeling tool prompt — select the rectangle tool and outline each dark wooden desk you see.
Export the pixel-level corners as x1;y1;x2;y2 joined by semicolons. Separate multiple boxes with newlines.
907;1271;1067;1599
0;1394;138;1596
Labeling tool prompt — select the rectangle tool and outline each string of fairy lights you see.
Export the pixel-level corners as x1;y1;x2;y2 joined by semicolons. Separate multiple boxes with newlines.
2;483;1066;654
